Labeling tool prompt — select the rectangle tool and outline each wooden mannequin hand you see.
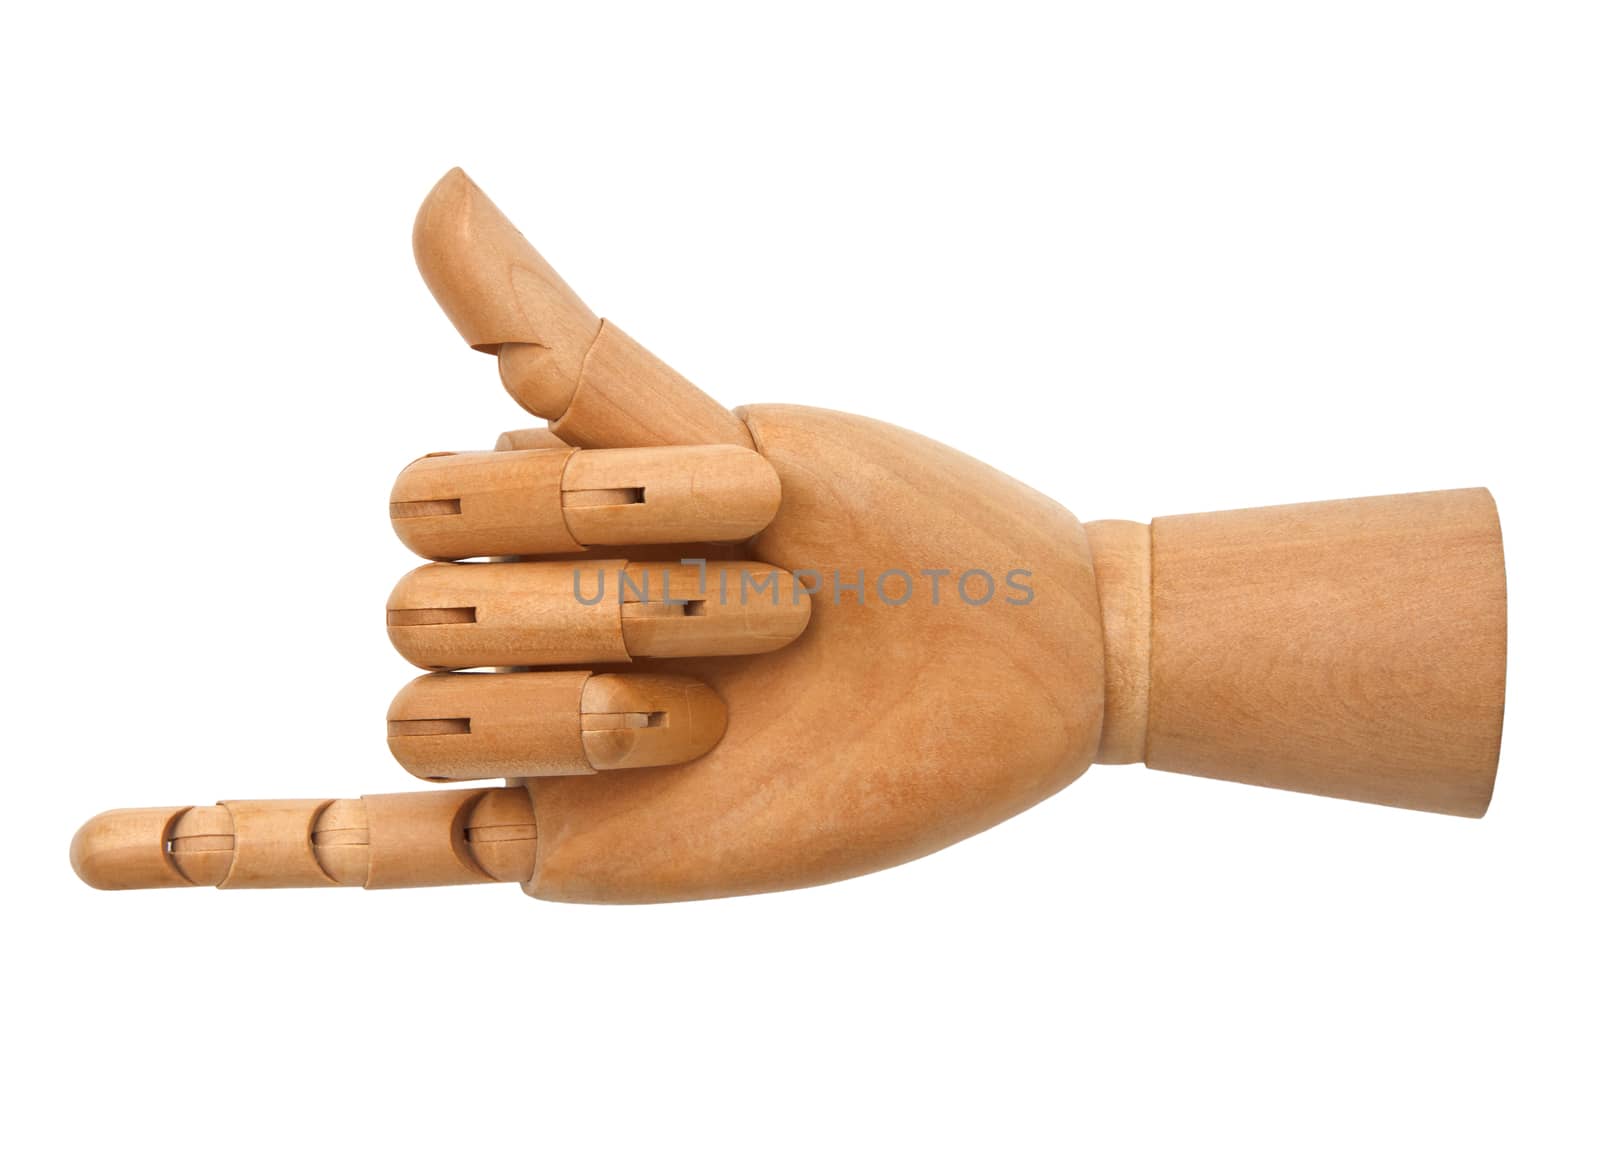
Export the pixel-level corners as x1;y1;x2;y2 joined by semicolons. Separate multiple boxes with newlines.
70;171;1506;901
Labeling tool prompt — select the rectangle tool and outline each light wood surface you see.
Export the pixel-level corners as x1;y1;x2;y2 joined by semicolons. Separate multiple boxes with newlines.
1144;489;1505;815
70;168;1508;900
1084;519;1152;765
73;789;537;890
387;559;810;670
391;443;779;559
386;670;728;781
416;169;750;449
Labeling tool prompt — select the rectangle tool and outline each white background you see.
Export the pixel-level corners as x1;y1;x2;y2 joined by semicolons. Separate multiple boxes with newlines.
3;3;1596;1161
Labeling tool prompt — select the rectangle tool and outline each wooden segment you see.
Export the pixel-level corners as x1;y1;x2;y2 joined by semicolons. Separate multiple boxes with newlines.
387;560;629;670
413;168;599;417
550;321;753;449
498;343;586;419
362;790;495;889
619;561;811;658
1144;488;1505;816
390;448;581;560
217;799;339;889
462;787;539;884
307;799;368;885
386;670;594;781
167;805;238;885
1084;519;1152;765
69;806;195;890
560;445;781;546
580;673;729;770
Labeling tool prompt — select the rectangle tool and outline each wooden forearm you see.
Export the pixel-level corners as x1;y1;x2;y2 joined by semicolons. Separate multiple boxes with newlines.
1088;488;1504;815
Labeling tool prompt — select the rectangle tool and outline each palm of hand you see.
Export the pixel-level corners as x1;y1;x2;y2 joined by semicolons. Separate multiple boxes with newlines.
527;403;1103;902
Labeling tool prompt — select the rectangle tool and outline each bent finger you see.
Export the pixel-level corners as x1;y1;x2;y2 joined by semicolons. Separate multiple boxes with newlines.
414;168;749;449
391;443;781;560
386;559;811;670
387;671;727;781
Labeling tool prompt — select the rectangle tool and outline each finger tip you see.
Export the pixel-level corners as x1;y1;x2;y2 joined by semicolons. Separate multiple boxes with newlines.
748;448;784;530
414;166;474;252
71;807;188;890
580;673;729;770
68;815;103;887
412;168;506;343
419;166;480;217
411;170;599;385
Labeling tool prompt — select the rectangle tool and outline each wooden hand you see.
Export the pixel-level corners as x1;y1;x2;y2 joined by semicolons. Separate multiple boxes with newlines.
71;171;1506;901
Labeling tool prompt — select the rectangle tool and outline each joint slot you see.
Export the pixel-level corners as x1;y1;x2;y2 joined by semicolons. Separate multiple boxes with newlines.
390;498;463;518
563;486;645;508
581;710;669;730
387;607;477;627
388;717;471;737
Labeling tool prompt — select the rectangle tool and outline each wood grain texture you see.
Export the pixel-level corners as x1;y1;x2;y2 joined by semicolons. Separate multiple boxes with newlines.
525;405;1106;903
386;559;810;670
392;441;779;560
550;320;753;449
559;444;780;546
414;168;749;449
412;168;598;418
390;447;581;560
1144;488;1505;815
385;670;726;783
72;789;538;890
